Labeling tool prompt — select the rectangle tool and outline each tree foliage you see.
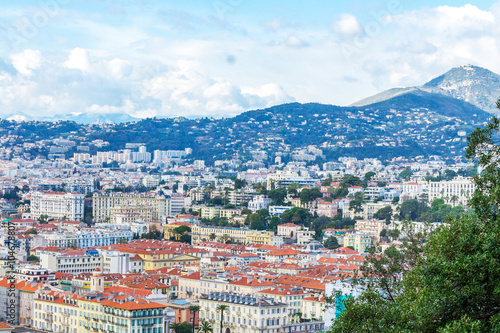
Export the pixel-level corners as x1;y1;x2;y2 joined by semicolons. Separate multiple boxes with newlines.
328;105;500;333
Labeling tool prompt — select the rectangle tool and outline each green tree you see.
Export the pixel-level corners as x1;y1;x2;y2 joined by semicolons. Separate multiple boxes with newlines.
267;187;287;205
398;169;413;181
349;192;364;214
324;236;340;249
234;178;247;190
374;206;393;224
287;182;300;197
27;255;40;263
329;108;500;333
398;199;429;221
189;305;200;333
364;171;376;182
198;321;213;333
216;304;229;333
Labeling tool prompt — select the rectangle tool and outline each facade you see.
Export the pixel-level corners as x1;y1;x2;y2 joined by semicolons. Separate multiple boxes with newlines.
191;225;252;244
428;176;475;207
248;195;272;212
14;265;55;283
200;292;288;333
29;191;84;221
33;289;79;333
354;220;386;242
110;205;156;224
343;233;371;253
245;231;276;245
77;291;166;333
92;192;171;223
277;223;301;239
259;286;311;317
39;251;102;274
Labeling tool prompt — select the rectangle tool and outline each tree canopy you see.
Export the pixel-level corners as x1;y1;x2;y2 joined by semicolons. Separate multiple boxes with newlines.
328;109;500;332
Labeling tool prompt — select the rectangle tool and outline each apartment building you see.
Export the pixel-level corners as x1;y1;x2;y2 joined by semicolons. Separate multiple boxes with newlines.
301;295;325;321
28;191;84;221
109;205;156;223
33;289;79;333
200;206;222;219
343;233;372;253
178;273;275;299
40;229;133;248
79;292;166;333
14;265;55;283
259;286;311;316
93;192;171;223
191;225;252;244
200;292;288;333
245;231;276;245
39;250;102;274
277;223;301;239
354;220;386;242
428;176;475;207
248;195;272;212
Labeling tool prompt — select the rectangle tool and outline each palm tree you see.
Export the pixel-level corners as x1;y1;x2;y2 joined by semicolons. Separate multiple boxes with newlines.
216;304;229;333
189;305;201;333
199;321;213;333
209;233;216;241
169;322;182;333
220;234;230;244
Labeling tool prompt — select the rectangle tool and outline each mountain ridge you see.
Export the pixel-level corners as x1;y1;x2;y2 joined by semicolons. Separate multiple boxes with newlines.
351;65;500;114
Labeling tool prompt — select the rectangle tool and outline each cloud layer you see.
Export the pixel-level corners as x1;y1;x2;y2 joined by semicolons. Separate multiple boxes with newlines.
0;1;499;119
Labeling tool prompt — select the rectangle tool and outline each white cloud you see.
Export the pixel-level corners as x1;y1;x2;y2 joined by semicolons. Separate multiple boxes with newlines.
10;49;42;75
334;14;362;36
64;48;91;73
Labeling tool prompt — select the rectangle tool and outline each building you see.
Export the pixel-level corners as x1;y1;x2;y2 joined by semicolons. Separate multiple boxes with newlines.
200;292;288;333
301;295;325;321
39;250;102;275
28;191;84;221
77;291;166;333
354;220;386;242
109;205;156;223
277;223;301;239
245;231;276;245
33;289;79;333
259;286;311;317
14;265;55;283
191;225;252;244
343;233;372;253
200;206;222;220
428;176;475;207
92;192;171;223
248;195;272;212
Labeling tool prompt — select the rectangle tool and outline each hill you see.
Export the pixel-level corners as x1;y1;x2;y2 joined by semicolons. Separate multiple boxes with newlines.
351;65;500;115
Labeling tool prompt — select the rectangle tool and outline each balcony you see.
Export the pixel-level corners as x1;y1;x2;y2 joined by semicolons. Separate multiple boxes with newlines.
61;312;70;317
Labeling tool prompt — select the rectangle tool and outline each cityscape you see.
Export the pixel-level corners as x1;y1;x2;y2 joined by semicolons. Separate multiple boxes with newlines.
0;1;499;333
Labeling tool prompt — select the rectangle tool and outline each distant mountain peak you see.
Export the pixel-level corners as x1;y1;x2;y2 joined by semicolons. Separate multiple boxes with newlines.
352;65;500;114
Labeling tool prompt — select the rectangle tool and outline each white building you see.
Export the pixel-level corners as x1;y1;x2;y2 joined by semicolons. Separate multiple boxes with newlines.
248;195;272;212
28;191;84;221
428;176;475;207
200;292;288;333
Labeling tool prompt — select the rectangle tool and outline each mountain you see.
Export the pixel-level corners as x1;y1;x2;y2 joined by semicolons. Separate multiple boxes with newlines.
351;65;500;114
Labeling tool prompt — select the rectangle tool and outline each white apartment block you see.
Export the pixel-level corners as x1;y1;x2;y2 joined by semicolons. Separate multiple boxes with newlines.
100;250;143;274
39;252;102;275
29;191;84;221
248;195;272;212
200;292;288;333
355;220;386;242
428;176;475;207
40;229;133;248
92;192;171;222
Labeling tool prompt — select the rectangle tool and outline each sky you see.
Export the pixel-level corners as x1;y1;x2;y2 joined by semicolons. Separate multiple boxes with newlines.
0;0;499;119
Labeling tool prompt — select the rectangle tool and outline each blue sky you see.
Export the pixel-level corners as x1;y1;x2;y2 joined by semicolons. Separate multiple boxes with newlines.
0;0;499;119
